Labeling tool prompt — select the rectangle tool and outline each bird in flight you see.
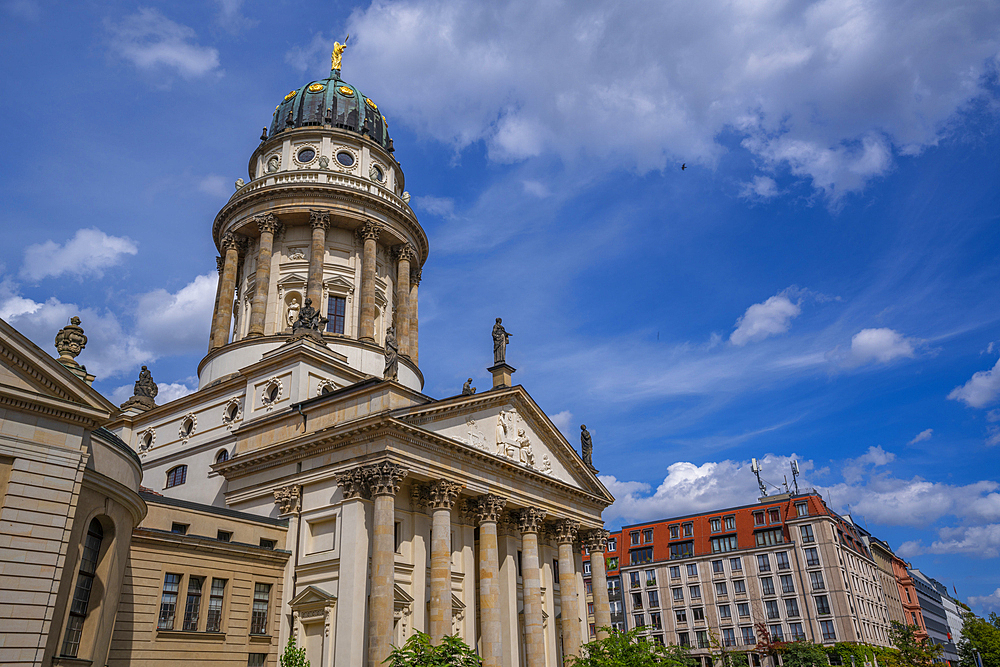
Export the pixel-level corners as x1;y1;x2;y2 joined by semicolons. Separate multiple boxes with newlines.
681;163;686;170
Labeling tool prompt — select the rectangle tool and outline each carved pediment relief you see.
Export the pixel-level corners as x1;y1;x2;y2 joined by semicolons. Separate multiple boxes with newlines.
289;585;336;624
277;272;309;286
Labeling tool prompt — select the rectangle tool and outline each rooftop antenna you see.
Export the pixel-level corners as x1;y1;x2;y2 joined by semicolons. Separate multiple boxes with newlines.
751;458;767;497
783;474;790;494
790;459;800;494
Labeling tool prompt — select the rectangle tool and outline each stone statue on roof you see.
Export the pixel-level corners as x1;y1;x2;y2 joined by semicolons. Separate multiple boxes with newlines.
121;365;158;412
581;424;598;473
331;35;349;71
383;327;399;381
492;318;511;365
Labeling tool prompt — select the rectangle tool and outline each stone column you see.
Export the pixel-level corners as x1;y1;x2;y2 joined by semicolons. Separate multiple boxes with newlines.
409;268;420;363
517;508;547;667
554;519;582;659
469;495;508;667
393;243;415;356
365;461;408;667
273;485;302;649
211;232;240;349
208;255;224;350
428;480;462;643
357;220;382;342
584;529;612;639
247;213;280;338
307;209;330;306
333;468;370;667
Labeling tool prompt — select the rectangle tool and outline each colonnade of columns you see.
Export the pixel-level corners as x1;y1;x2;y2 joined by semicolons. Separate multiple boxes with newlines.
208;213;420;356
298;462;609;667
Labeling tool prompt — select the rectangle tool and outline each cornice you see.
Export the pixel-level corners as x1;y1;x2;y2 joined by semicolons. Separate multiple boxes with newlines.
81;468;147;525
131;528;292;564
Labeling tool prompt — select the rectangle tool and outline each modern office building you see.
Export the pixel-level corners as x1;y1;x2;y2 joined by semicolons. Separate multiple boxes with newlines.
909;568;963;665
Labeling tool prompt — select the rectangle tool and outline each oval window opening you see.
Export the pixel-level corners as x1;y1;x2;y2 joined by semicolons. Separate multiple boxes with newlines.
336;151;355;167
297;148;316;163
372;165;384;182
267;384;279;402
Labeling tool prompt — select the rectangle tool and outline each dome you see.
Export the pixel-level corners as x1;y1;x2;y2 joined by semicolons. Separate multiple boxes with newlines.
267;69;393;152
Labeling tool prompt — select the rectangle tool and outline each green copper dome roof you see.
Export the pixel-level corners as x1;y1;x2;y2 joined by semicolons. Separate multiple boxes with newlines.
267;69;393;152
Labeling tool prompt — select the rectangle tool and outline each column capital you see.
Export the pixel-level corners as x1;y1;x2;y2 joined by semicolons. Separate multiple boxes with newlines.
273;484;301;515
220;231;240;252
583;528;611;552
466;494;507;524
410;267;422;285
365;460;408;496
334;467;368;500
216;255;224;274
394;242;416;262
309;209;331;230
515;507;547;534
427;479;462;510
253;212;281;235
552;519;580;545
357;219;383;242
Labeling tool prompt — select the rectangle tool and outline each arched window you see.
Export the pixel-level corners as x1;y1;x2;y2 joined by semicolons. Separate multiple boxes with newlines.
180;417;194;438
215;450;229;464
61;519;104;657
166;465;187;488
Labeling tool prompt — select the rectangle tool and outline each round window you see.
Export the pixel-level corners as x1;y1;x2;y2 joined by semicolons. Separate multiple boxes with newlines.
297;147;316;163
336;151;355;167
371;164;384;182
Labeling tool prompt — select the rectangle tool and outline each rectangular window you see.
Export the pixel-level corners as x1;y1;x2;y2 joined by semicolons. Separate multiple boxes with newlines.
679;632;690;647
775;551;790;570
770;624;785;641
553;559;560;583
61;522;104;657
183;576;203;631
217;530;232;542
260;538;276;550
737;603;750;617
634;613;645;628
326;296;346;334
248;654;267;667
653;634;665;645
710;518;722;532
585;580;593;595
675;608;688;623
754;512;765;526
785;598;800;617
780;575;795;594
716;582;728;597
800;525;815;544
683;523;694;537
768;508;781;523
669;525;680;539
250;583;271;635
630;547;653;564
583;561;591;575
810;571;826;590
719;604;732;619
730;557;743;571
796;503;808;517
815;595;831;615
643;528;654;543
689;585;701;599
712;560;724;573
631;531;640;545
733;579;747;594
692;606;705;621
725;516;736;530
206;578;226;632
670;566;681;579
741;626;755;645
805;548;820;567
590;623;596;637
631;571;642;588
651;612;662;630
158;573;182;630
648;590;660;608
761;577;775;596
686;563;699;577
790;622;805;641
669;542;694;560
722;628;736;647
765;600;780;620
697;630;710;648
171;522;188;535
672;588;684;602
646;569;657;586
756;529;784;547
711;535;739;553
632;592;644;609
608;538;617;552
820;620;837;641
757;554;771;572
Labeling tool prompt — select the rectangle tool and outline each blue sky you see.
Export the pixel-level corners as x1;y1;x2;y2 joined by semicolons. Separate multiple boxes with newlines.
2;0;999;613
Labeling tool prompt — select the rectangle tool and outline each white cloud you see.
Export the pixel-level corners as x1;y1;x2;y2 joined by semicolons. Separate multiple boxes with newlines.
550;410;574;440
836;328;918;367
899;524;1000;559
908;428;933;445
285;32;333;73
214;0;256;33
739;175;781;200
841;445;895;484
949;357;1000;409
730;291;802;346
522;180;550;198
197;175;232;199
106;8;221;79
135;273;216;358
968;588;1000;613
3;0;40;21
21;228;137;281
414;196;457;219
333;0;1000;199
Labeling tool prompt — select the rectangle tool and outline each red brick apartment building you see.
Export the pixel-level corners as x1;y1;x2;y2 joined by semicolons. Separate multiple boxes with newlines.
583;492;906;661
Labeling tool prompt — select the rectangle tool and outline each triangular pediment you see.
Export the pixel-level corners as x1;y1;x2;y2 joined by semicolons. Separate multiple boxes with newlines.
0;318;115;425
393;386;613;504
277;272;308;285
452;593;465;611
324;275;354;291
394;584;414;604
289;585;336;608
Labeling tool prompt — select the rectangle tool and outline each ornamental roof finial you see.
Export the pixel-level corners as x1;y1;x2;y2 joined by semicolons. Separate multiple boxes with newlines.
331;35;349;71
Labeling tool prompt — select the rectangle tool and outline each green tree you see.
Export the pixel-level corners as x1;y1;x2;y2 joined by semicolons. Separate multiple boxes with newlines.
568;627;697;667
779;640;829;667
888;621;943;667
384;632;482;667
958;612;1000;667
280;634;310;667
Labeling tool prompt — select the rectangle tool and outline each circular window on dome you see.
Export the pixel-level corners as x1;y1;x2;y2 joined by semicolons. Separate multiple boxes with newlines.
370;163;384;183
308;83;325;93
338;85;354;95
284;90;298;101
297;147;316;164
336;151;355;167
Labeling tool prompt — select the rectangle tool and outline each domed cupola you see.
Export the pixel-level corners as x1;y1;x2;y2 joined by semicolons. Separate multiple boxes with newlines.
268;68;393;153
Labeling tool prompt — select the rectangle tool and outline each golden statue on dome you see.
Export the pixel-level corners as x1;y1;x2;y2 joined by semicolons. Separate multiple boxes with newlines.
331;35;349;70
